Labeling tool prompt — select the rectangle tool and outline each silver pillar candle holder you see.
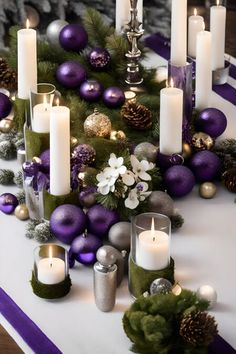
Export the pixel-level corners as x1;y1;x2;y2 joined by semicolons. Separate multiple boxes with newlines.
125;0;144;85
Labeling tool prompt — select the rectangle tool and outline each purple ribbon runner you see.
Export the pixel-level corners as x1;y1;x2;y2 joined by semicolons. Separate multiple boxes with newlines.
145;33;236;106
0;287;62;354
209;335;236;354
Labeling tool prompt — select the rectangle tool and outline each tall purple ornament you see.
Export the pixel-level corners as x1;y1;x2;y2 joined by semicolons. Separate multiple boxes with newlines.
0;93;12;119
69;233;103;265
0;193;18;214
164;166;195;198
196;108;227;138
59;24;88;52
56;61;87;89
103;87;125;108
87;204;120;238
79;80;103;102
190;150;221;182
88;48;111;70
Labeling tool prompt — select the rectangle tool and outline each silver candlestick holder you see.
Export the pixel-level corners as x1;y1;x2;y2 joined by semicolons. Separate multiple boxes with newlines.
125;0;144;85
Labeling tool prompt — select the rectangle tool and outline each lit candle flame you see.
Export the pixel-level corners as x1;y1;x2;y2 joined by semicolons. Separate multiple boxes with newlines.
202;21;205;31
194;8;197;16
170;78;174;88
216;0;220;5
26;19;30;29
49;246;53;267
55;98;60;106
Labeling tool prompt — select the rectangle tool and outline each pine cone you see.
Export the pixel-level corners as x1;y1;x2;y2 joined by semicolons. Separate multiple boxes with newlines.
222;168;236;193
179;311;218;347
0;57;17;91
121;101;152;130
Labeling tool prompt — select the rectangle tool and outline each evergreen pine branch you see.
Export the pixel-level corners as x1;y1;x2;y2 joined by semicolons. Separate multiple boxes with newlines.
7;26;19;69
106;33;128;79
96;193;119;210
82;8;114;47
38;61;58;87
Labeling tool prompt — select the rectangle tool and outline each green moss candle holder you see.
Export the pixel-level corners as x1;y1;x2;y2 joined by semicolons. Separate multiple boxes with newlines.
31;272;72;299
43;189;79;220
24;125;49;160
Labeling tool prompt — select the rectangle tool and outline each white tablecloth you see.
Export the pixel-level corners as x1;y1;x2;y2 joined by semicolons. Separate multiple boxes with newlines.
0;51;236;353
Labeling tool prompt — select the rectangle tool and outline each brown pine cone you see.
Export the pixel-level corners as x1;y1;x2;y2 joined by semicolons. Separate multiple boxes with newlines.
179;311;218;347
222;168;236;193
121;101;152;130
0;57;17;91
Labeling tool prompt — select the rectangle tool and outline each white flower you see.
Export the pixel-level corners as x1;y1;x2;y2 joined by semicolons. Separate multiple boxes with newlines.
108;153;127;177
122;170;135;186
130;155;153;181
96;168;117;195
125;182;151;209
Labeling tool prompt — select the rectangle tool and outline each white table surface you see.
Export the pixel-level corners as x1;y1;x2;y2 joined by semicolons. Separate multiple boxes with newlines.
1;51;236;354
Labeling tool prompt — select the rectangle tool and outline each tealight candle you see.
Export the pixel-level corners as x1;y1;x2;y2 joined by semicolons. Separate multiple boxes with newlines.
32;96;51;133
210;0;226;70
188;8;204;58
37;246;65;285
124;91;136;103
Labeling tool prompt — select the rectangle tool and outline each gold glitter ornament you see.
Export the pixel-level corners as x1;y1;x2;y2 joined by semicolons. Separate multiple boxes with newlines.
84;108;111;138
14;204;29;220
192;132;214;151
182;143;192;159
0;119;14;133
32;156;42;164
70;136;78;148
199;182;217;199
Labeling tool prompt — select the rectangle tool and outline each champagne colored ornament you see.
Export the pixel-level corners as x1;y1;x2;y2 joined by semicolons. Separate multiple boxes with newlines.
196;285;217;309
70;136;78;149
182;142;192;159
148;191;174;217
84;108;111;138
0;119;14;133
14;204;29;220
192;132;214;151
199;182;217;199
46;20;68;48
134;142;158;163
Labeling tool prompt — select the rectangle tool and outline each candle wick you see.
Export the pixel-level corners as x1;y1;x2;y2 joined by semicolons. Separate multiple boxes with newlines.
50;263;52;268
153;237;155;242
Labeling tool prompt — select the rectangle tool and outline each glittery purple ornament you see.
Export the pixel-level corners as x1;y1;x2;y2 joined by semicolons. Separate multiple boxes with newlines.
72;144;96;166
0;93;12;119
69;233;103;265
79;80;103;102
87;204;120;238
59;24;88;52
39;149;50;173
196;108;227;138
79;187;97;208
56;61;87;89
50;204;87;244
164;166;195;198
88;47;111;70
103;87;125;108
190;150;221;182
0;193;18;214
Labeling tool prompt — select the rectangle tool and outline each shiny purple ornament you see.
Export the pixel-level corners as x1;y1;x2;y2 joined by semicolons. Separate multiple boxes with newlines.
103;86;125;108
157;151;184;171
190;150;221;182
0;193;18;214
59;24;88;52
50;204;87;245
88;47;111;70
0;93;12;119
69;233;103;265
56;61;87;89
196;108;227;138
87;204;120;238
164;166;195;198
79;80;103;102
39;149;50;173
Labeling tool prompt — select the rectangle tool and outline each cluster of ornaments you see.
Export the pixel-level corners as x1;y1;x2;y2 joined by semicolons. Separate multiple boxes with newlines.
47;20;125;108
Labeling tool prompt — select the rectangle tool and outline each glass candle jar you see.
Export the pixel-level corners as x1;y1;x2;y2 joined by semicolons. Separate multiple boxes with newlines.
131;213;171;271
34;244;69;285
30;83;56;133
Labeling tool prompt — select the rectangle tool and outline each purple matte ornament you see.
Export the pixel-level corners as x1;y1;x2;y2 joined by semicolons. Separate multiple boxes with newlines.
56;61;87;89
59;24;88;52
39;149;50;173
79;80;103;102
0;93;12;119
50;204;87;245
0;193;18;214
69;233;103;265
196;108;227;138
79;187;97;208
87;204;120;238
88;47;111;70
103;87;125;108
190;150;221;182
164;165;195;198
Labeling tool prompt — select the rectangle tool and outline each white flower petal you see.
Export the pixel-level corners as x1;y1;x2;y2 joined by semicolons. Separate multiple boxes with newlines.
130;155;139;170
99;185;110;195
122;172;135;186
118;165;127;175
125;196;139;209
140;160;150;171
139;171;151;181
117;157;124;167
137;181;149;192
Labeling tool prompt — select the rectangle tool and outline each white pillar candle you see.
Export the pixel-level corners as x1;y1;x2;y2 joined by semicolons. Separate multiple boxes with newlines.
210;1;226;70
37;247;65;285
32;97;50;133
136;219;170;270
50;102;70;196
188;8;204;58
115;0;143;33
159;82;183;155
170;0;187;67
195;28;212;110
17;20;37;99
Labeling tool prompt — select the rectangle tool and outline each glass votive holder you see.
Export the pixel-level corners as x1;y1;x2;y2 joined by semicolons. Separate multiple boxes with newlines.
30;83;55;133
31;244;71;299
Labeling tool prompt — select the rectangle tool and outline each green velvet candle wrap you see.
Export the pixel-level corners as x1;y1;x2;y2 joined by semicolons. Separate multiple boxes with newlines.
31;271;72;299
43;189;79;220
14;97;30;132
24;125;50;160
128;256;175;298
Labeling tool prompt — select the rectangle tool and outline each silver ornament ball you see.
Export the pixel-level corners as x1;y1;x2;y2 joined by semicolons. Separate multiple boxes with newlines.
46;20;68;48
199;182;217;199
148;191;174;217
150;278;173;295
25;5;40;28
196;285;217;309
108;222;131;251
96;246;117;267
134;142;158;163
